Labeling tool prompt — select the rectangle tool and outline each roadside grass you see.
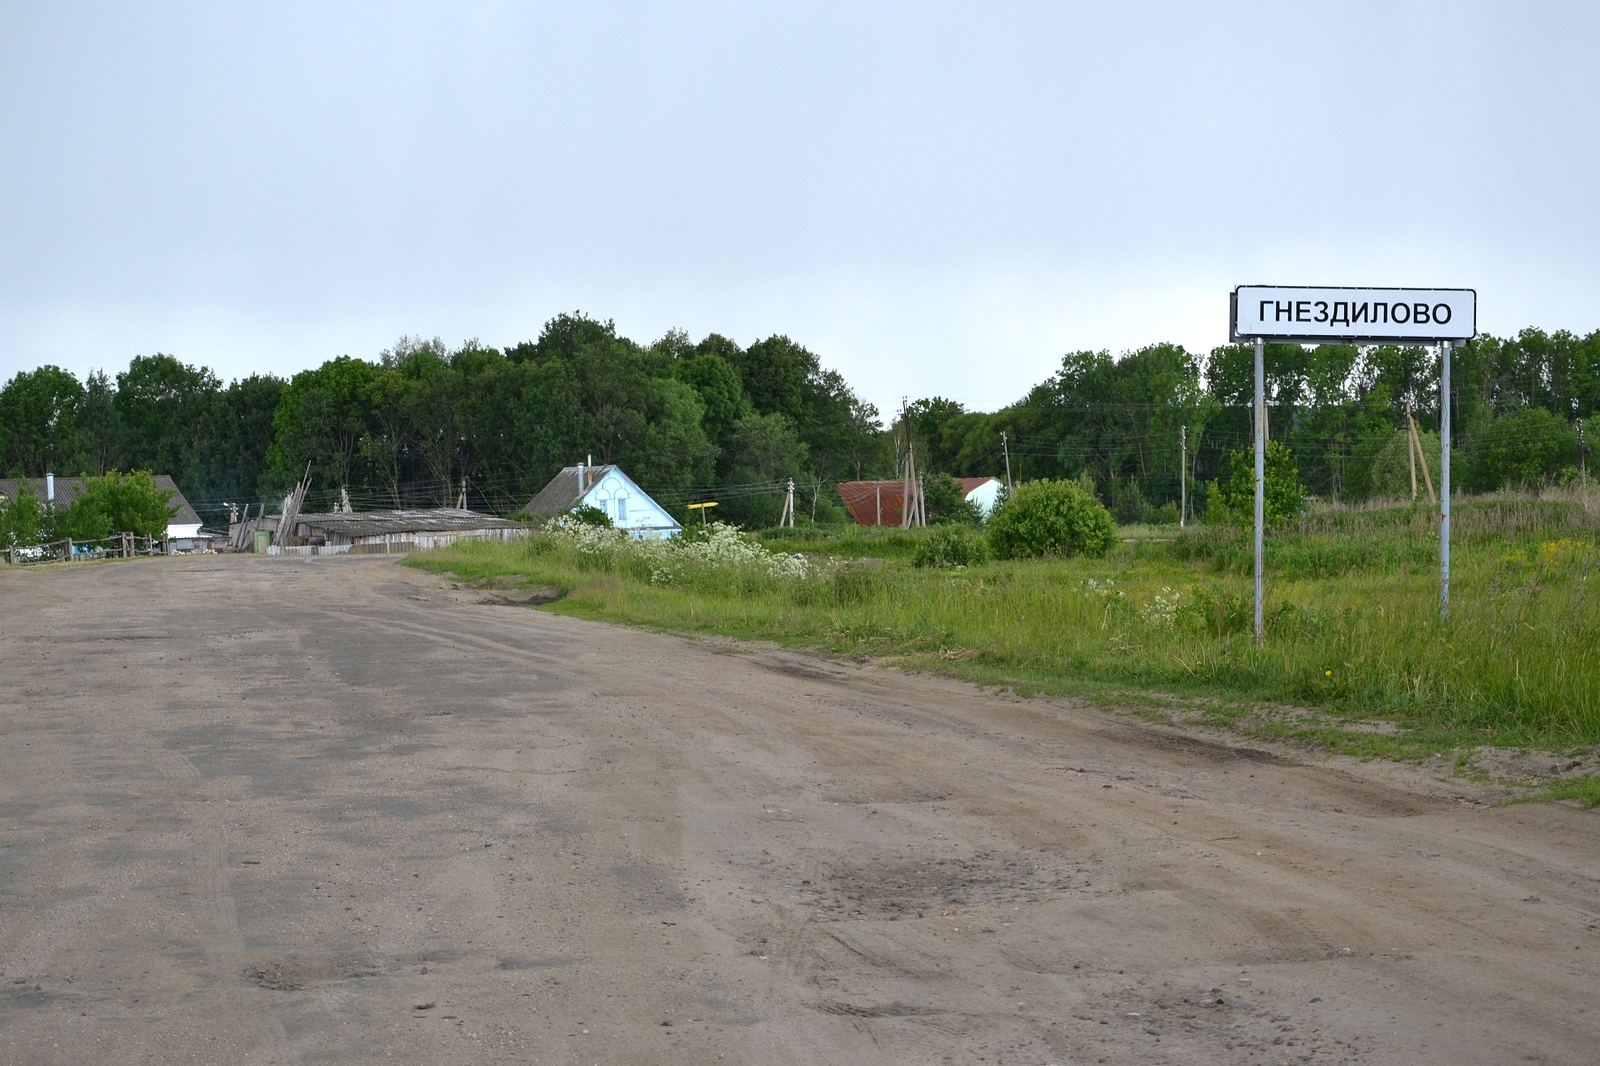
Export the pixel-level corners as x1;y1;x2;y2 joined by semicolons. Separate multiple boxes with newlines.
409;496;1600;766
1503;777;1600;809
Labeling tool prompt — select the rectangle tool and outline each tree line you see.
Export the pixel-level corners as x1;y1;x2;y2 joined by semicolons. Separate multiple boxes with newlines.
3;313;1597;530
908;329;1600;523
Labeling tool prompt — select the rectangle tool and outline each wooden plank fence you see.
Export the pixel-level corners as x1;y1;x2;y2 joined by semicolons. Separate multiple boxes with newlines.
2;534;165;567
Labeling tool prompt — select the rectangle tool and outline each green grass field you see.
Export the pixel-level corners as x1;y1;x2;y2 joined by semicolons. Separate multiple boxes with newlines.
408;495;1600;767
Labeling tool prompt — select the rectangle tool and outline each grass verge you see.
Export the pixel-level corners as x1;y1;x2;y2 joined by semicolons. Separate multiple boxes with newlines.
409;498;1600;779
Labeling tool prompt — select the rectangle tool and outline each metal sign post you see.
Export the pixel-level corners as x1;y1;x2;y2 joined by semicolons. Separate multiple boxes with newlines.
1230;286;1476;640
1254;336;1265;648
1440;340;1451;621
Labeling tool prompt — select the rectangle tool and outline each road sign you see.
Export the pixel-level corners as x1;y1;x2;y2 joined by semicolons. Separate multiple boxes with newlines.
1231;286;1475;344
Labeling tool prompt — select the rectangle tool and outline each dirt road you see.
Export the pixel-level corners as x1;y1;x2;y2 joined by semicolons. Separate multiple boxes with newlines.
1;555;1597;1064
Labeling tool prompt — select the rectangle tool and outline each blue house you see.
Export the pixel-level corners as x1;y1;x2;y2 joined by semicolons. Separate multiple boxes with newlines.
525;464;681;539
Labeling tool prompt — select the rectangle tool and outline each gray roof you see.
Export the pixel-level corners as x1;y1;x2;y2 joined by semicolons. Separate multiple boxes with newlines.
0;475;202;527
526;465;615;516
294;508;525;537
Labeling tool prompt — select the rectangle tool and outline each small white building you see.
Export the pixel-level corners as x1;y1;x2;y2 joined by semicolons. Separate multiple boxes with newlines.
525;464;681;539
957;477;1005;518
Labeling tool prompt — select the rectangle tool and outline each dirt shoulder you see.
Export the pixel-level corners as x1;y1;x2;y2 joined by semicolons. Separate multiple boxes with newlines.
2;555;1597;1064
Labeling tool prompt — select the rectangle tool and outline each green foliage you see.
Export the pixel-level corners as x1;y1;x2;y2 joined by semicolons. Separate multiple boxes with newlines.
1210;441;1305;525
1466;407;1578;491
986;479;1116;559
993;343;1216;510
922;472;979;526
8;315;1600;540
912;524;988;569
1110;478;1150;525
0;366;86;477
568;503;612;527
114;355;221;478
0;481;47;547
56;471;176;540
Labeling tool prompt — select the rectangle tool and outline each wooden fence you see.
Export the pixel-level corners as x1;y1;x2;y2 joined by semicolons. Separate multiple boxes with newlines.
2;534;166;567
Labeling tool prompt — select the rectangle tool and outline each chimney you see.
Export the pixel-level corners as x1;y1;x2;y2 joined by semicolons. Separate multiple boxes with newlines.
577;461;585;495
46;473;54;503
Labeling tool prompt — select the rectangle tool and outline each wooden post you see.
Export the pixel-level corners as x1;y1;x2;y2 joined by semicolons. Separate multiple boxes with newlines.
1406;400;1418;501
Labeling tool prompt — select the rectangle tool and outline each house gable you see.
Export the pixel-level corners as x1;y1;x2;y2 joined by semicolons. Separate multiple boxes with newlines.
525;465;681;539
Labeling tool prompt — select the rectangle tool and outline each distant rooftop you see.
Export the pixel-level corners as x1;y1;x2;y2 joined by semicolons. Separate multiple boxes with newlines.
293;508;525;537
0;475;201;527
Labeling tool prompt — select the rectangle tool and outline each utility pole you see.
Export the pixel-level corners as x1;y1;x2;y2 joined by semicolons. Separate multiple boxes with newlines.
1253;336;1265;648
901;399;917;529
779;479;796;527
1001;430;1013;491
1580;417;1590;510
1179;425;1187;528
1403;401;1436;505
1405;400;1418;501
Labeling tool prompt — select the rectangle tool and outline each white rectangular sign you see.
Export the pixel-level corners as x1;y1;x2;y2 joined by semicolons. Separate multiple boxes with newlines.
1231;285;1476;343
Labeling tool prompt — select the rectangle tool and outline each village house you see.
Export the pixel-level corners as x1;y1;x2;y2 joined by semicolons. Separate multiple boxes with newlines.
0;474;209;548
525;463;681;538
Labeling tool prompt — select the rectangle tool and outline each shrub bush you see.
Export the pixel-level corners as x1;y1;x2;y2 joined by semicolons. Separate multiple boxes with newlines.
568;503;612;527
911;524;988;568
985;479;1116;559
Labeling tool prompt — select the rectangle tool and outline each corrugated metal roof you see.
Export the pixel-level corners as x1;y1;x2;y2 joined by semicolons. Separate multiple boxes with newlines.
295;508;525;537
0;475;202;527
835;478;1002;526
526;465;615;515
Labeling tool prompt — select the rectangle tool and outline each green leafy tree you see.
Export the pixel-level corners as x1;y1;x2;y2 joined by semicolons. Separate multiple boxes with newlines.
0;481;47;548
266;356;380;497
0;366;86;477
986;479;1116;559
56;471;176;540
186;374;285;522
1005;344;1213;507
1209;441;1306;525
922;472;979;526
1466;407;1578;490
718;413;809;527
115;354;221;479
75;370;123;477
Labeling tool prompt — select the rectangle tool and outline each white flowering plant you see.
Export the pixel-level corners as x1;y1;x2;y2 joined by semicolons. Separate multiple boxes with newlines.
541;519;811;589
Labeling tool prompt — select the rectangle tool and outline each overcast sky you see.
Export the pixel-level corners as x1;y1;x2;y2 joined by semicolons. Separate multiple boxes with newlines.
2;2;1597;417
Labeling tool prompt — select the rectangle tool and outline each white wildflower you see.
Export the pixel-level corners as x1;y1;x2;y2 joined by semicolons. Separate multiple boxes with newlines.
1142;586;1180;627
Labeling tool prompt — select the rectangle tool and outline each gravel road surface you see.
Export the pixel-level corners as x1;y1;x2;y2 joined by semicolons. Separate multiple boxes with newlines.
1;555;1597;1064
